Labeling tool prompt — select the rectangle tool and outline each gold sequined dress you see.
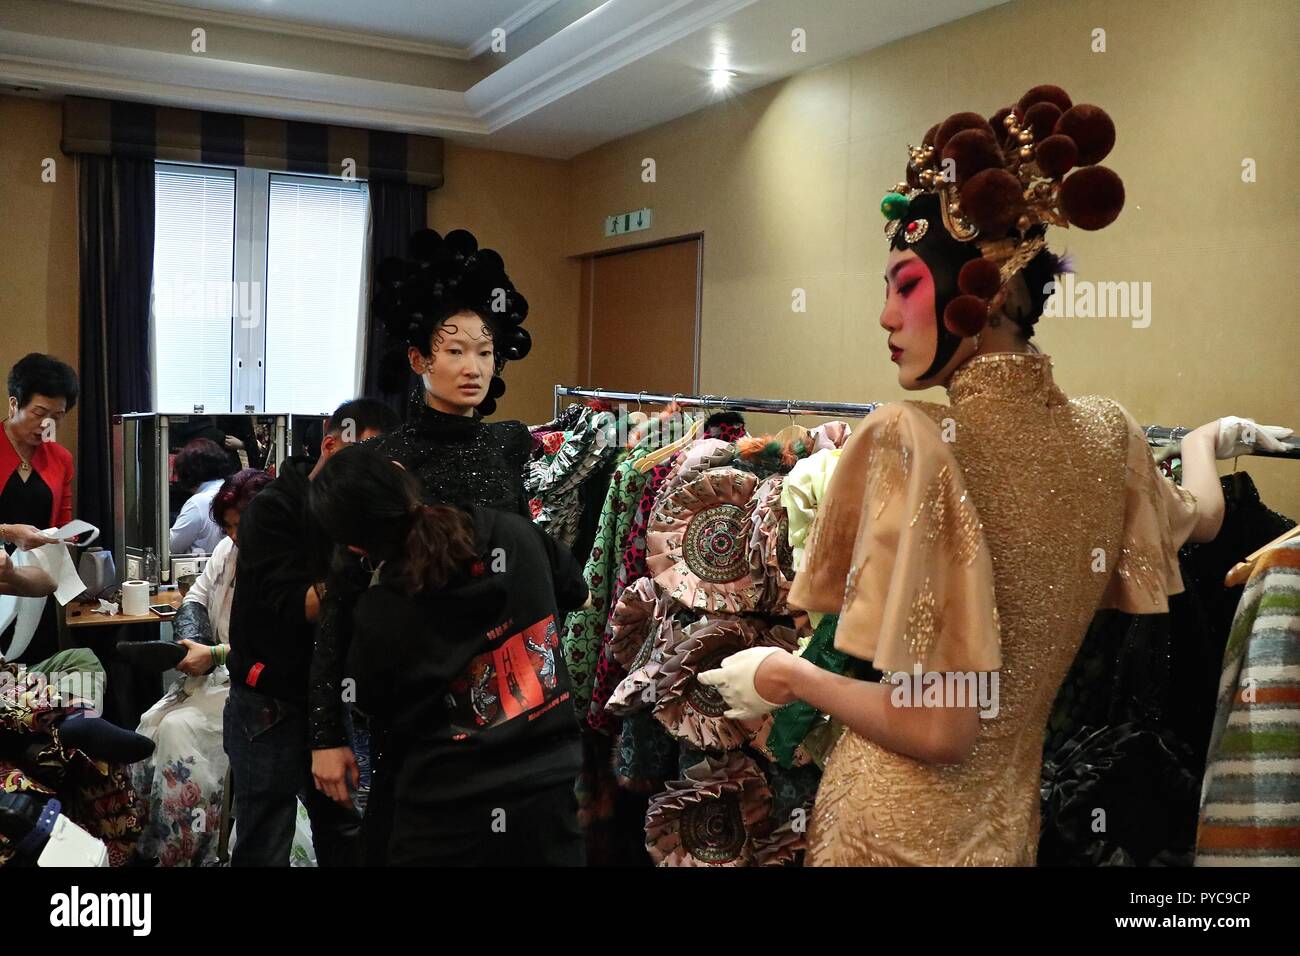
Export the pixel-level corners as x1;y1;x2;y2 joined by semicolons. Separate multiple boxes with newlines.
789;352;1199;866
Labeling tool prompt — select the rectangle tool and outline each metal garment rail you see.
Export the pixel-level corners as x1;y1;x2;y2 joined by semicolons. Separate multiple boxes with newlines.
552;385;877;421
555;385;1300;460
1143;425;1300;460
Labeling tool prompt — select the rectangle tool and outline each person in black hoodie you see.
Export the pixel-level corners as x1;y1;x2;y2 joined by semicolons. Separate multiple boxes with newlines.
223;398;398;867
309;444;587;866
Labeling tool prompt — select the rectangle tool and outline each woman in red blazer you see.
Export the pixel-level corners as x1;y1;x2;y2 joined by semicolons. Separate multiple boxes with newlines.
1;353;79;664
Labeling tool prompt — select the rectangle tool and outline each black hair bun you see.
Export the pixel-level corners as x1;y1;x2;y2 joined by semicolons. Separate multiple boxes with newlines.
502;326;532;361
442;229;478;263
408;228;443;263
371;231;530;354
469;248;505;275
371;227;533;418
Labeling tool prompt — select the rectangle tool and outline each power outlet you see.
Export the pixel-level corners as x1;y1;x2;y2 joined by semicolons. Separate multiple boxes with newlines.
170;557;206;581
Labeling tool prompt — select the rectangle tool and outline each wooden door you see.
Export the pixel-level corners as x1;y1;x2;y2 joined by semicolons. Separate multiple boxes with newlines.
579;237;700;397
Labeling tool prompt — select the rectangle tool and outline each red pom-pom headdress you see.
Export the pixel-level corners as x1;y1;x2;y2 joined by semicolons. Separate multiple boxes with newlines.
881;84;1124;367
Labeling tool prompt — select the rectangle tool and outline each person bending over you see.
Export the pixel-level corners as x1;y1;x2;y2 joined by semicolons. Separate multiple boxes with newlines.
309;445;587;866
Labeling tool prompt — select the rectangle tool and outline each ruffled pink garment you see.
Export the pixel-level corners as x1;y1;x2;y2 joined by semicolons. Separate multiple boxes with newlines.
607;576;660;670
606;612;677;716
752;815;809;866
647;467;758;613
808;420;852;452
652;616;798;750
655;438;736;504
644;752;772;866
748;474;795;614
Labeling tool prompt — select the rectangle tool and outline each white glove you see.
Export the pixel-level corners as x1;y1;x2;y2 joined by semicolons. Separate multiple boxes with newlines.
697;646;786;720
1214;417;1293;459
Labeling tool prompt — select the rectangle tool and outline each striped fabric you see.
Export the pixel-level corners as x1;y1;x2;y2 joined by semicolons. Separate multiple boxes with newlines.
1196;540;1300;865
61;96;444;187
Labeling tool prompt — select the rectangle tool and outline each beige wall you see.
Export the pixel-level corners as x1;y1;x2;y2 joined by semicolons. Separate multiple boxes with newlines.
0;95;80;472
563;0;1300;518
429;144;580;424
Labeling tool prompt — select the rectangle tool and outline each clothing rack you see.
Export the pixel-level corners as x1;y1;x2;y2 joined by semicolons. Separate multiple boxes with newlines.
1144;425;1300;460
555;385;1300;460
552;385;877;421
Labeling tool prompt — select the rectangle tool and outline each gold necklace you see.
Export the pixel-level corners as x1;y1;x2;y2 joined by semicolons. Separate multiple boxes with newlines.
4;421;32;479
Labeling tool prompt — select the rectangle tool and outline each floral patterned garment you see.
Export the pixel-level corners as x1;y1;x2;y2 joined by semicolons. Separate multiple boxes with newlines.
560;448;649;717
0;659;142;866
131;669;230;866
560;415;701;720
587;457;677;733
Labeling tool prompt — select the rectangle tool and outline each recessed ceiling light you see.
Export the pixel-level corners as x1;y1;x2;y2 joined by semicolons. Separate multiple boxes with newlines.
709;69;737;91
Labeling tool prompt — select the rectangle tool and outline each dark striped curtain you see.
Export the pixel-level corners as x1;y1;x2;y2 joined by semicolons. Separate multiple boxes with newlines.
76;147;155;557
61;97;445;187
363;181;429;412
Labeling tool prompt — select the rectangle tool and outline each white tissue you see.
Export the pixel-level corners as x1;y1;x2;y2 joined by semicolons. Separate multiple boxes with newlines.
0;541;87;661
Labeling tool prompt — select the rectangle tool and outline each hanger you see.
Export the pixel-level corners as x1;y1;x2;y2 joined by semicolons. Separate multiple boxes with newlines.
772;400;810;447
1223;525;1300;587
636;394;704;473
626;390;649;429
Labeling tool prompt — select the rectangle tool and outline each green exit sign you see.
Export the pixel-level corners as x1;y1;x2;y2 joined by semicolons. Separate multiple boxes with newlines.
604;207;653;237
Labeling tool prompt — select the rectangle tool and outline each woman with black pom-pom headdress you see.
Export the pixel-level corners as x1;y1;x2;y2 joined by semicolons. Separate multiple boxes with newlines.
368;226;535;515
698;85;1290;866
307;229;551;829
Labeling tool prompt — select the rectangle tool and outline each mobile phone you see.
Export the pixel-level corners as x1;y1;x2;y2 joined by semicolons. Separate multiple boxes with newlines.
149;605;177;619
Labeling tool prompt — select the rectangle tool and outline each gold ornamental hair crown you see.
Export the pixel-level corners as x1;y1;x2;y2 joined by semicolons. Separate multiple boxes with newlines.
879;84;1126;336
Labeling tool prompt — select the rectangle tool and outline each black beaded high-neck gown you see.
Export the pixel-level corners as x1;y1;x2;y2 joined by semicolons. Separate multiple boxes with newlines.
366;395;533;517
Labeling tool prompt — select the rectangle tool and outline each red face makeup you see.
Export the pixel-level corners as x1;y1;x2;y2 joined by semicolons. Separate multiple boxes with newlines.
881;250;941;389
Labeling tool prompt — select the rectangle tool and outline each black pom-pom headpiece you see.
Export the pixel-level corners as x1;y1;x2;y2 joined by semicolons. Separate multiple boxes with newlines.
372;228;531;417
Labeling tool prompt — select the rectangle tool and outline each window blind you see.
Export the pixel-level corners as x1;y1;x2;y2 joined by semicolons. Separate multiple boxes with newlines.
263;175;369;413
152;165;237;412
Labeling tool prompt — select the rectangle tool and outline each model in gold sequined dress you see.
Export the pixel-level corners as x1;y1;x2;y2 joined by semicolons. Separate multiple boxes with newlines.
798;352;1201;865
699;85;1230;865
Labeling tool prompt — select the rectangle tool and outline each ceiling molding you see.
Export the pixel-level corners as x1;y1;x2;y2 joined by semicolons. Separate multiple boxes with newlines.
0;28;486;133
465;0;566;58
0;55;487;133
63;0;473;58
469;0;761;129
4;0;1012;159
1;0;761;138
